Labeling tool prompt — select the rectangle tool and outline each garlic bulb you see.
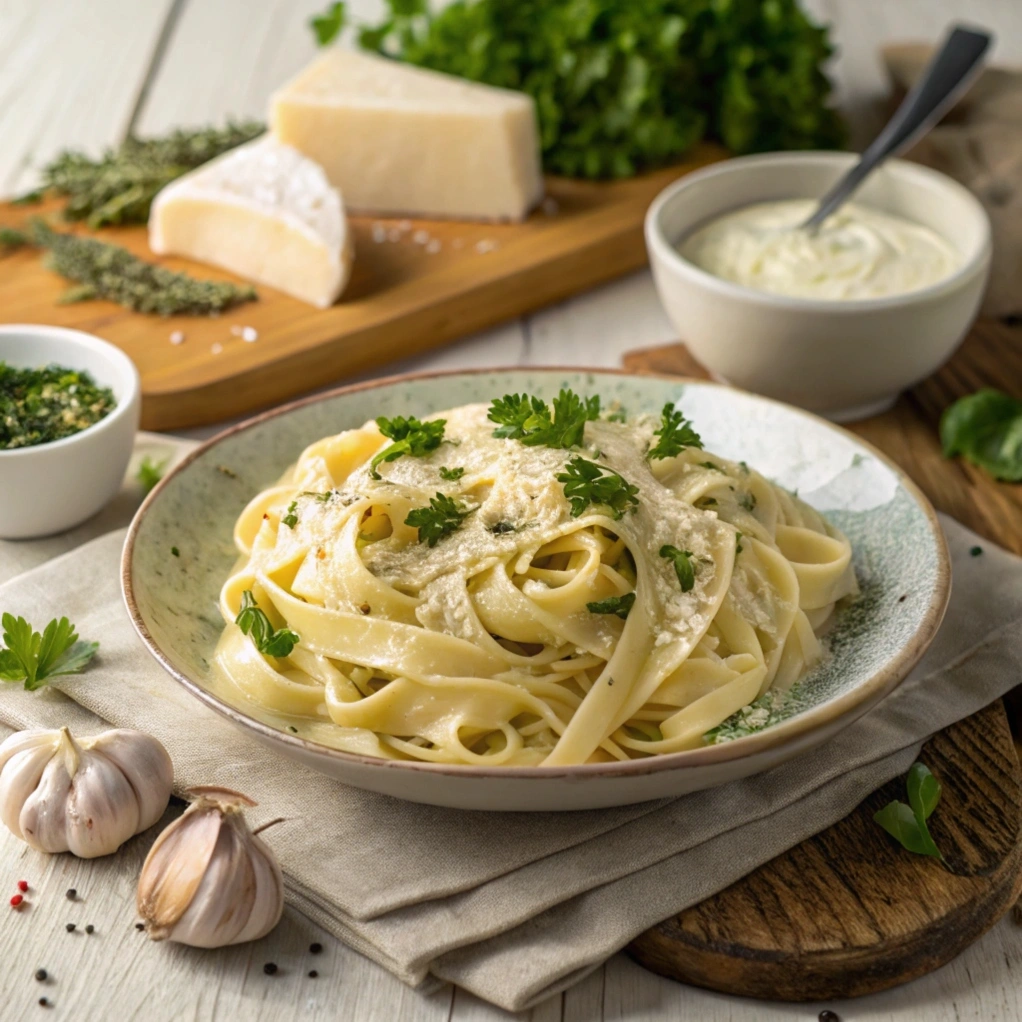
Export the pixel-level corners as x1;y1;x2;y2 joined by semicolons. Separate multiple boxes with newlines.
0;726;173;858
137;786;284;948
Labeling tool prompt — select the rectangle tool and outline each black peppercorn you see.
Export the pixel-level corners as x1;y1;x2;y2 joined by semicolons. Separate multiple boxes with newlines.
34;969;47;982
308;970;318;978
309;942;323;954
263;962;278;976
85;924;95;934
38;998;49;1007
819;1011;841;1022
65;889;76;901
135;922;145;931
65;923;75;933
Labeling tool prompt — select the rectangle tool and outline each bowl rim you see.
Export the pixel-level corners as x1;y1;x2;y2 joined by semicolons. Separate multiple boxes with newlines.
644;149;992;313
121;365;951;781
0;323;141;459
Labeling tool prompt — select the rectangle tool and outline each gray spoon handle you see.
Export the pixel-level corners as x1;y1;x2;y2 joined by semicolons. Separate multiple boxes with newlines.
802;24;992;231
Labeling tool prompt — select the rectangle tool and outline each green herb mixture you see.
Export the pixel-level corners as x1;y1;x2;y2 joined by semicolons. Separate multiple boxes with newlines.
0;362;116;449
317;0;843;178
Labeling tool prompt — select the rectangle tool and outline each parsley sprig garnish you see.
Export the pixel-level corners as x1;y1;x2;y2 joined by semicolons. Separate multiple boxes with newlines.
439;466;464;481
557;456;639;519
235;591;300;658
405;493;472;547
647;404;703;461
0;614;99;691
586;593;635;619
660;545;696;592
136;455;168;494
371;415;446;478
488;389;600;449
874;761;944;861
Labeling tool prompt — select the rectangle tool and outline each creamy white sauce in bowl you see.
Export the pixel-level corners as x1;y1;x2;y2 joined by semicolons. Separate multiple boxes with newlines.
679;199;961;302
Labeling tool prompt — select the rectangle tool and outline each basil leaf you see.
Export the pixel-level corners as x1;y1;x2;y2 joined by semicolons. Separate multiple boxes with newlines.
907;761;942;822
940;389;1022;482
873;801;942;859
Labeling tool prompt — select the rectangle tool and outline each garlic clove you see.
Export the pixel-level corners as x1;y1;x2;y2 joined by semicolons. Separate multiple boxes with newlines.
89;730;174;832
137;806;222;940
65;748;141;858
19;747;76;853
232;829;284;944
0;736;57;841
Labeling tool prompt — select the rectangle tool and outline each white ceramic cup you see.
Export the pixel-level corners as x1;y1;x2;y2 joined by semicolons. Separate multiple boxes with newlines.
645;151;992;421
0;325;141;539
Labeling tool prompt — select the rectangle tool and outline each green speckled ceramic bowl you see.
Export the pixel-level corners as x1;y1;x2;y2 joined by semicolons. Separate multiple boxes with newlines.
122;370;950;811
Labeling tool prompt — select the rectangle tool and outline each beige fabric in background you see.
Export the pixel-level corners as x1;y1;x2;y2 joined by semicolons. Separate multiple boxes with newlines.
1;437;1020;1012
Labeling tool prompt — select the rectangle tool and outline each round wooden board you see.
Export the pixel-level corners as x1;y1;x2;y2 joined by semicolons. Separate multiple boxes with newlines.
627;700;1022;1001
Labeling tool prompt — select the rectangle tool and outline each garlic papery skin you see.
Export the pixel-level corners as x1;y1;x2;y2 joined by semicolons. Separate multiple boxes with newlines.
0;727;174;858
137;786;284;948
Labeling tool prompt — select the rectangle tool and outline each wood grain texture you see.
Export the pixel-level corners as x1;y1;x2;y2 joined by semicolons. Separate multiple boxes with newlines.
0;148;724;432
628;702;1022;1000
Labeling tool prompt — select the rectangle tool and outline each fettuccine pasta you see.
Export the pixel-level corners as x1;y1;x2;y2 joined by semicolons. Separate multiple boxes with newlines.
214;398;857;766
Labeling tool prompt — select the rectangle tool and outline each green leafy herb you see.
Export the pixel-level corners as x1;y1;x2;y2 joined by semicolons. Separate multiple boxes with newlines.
874;762;944;860
0;614;98;691
439;466;464;481
738;492;757;512
311;1;346;45
0;361;116;450
0;227;28;250
660;545;696;592
700;461;724;472
137;455;168;494
28;219;256;316
735;531;743;554
405;492;471;546
970;546;983;557
488;389;600;449
370;415;446;477
487;521;518;535
36;121;263;228
586;592;635;619
349;0;842;179
282;500;299;529
647;403;703;460
556;456;639;519
940;389;1022;482
235;591;300;658
171;546;180;557
11;190;43;206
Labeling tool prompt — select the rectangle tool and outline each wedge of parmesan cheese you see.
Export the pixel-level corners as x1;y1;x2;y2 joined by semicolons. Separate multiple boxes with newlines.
270;49;544;222
149;136;353;309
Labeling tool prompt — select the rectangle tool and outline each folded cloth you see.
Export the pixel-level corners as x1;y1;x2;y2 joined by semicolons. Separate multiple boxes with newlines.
1;437;1020;1012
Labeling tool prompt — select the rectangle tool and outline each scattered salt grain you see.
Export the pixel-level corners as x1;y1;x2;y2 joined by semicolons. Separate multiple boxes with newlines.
211;343;224;355
169;331;185;345
541;197;560;216
425;239;442;254
371;223;387;243
475;239;499;254
241;326;258;343
413;229;430;245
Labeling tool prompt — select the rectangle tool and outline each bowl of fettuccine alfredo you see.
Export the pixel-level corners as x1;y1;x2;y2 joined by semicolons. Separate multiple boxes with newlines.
123;370;949;810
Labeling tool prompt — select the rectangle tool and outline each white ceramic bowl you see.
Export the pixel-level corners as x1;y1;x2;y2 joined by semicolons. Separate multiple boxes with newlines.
0;325;141;539
645;152;992;422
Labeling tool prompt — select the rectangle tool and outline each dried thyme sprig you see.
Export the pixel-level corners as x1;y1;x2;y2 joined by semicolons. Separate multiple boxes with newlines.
30;219;257;317
32;121;264;228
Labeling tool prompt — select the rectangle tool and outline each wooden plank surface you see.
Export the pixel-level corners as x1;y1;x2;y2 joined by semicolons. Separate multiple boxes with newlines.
0;149;724;432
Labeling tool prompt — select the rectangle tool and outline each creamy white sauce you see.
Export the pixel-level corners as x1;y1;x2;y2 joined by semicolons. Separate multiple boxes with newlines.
679;199;960;301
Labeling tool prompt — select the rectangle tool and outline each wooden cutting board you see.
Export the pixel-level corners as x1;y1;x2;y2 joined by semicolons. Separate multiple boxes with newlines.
625;318;1022;1000
0;145;723;432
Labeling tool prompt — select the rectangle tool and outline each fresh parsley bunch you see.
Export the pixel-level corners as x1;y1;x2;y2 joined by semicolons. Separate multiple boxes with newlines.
488;389;600;449
405;493;472;546
0;614;99;691
647;403;703;461
557;456;639;519
327;0;843;178
371;415;447;477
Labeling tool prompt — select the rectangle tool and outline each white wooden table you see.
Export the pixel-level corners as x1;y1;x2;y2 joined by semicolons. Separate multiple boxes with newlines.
2;2;1022;1019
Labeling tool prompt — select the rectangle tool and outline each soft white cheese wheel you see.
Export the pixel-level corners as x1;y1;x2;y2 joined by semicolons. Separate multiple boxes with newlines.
149;136;353;309
270;49;544;222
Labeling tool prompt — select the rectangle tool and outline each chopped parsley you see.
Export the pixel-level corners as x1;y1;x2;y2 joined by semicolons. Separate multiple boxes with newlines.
487;388;600;449
137;454;168;494
660;545;695;592
371;415;446;478
735;531;744;554
0;613;98;691
700;461;724;472
1;362;116;450
586;592;635;619
970;546;983;557
647;403;703;461
405;493;471;546
439;466;464;481
171;546;180;557
282;500;299;529
235;590;300;658
487;521;518;535
738;492;757;513
556;456;639;519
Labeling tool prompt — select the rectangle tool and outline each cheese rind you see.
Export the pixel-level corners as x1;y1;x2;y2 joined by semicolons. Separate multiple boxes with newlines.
149;137;353;308
270;49;544;222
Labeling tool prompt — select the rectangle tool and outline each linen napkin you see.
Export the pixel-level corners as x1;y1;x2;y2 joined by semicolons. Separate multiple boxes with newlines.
1;438;1021;1012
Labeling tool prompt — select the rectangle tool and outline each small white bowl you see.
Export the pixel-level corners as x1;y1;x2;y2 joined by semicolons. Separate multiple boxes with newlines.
645;152;992;421
0;325;140;539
